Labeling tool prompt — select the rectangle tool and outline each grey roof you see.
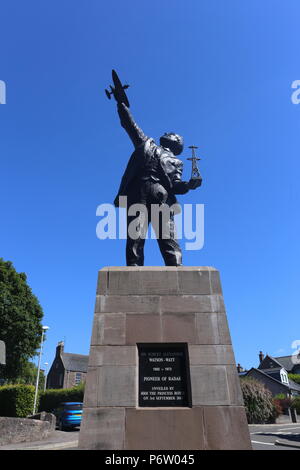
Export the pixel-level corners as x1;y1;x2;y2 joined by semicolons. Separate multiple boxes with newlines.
260;367;282;374
289;379;300;392
259;366;285;372
258;355;284;370
61;353;89;373
274;355;298;372
245;368;300;392
246;368;289;389
259;354;300;373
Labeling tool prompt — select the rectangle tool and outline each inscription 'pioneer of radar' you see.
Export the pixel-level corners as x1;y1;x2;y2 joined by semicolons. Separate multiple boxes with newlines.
137;343;192;407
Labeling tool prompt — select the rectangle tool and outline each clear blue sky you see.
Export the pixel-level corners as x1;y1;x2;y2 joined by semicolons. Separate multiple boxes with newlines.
1;0;299;372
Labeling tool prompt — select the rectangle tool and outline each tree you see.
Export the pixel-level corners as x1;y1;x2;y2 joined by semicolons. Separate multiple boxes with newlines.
19;361;45;389
3;361;45;389
0;258;44;380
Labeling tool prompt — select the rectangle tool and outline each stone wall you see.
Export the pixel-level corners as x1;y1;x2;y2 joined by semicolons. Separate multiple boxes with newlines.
0;416;55;446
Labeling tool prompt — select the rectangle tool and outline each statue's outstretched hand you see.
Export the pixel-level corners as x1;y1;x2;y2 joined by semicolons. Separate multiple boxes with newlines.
188;178;202;190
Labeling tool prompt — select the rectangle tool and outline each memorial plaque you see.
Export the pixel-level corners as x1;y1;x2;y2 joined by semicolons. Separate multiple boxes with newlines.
137;343;192;407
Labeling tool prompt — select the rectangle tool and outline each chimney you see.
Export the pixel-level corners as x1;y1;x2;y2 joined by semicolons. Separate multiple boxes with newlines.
237;363;243;373
259;351;264;364
56;341;64;357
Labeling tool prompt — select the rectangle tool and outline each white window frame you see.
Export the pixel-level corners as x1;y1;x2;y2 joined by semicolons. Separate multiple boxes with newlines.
75;372;82;385
280;368;289;384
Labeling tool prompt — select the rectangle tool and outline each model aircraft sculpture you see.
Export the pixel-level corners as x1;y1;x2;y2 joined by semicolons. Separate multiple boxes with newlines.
105;69;130;107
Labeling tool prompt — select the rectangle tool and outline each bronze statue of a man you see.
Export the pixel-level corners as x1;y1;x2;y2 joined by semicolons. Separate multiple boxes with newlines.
109;71;202;266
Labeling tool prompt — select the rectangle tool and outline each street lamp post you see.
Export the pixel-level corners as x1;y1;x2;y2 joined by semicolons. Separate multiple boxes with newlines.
33;325;49;415
43;362;49;392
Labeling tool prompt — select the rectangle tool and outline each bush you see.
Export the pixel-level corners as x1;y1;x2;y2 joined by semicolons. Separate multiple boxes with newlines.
274;393;286;399
273;398;283;417
273;394;300;414
0;384;36;417
292;397;300;414
241;378;277;424
38;383;84;412
274;394;292;412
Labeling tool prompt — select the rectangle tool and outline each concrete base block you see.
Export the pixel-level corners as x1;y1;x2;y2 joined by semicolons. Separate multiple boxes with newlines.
79;267;252;450
79;408;125;450
125;408;205;450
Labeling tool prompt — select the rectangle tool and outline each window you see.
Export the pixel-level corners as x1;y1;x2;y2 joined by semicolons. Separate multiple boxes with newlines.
280;369;289;384
75;373;82;385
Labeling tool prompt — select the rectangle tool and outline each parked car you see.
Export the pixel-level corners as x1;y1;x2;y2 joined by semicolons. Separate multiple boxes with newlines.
53;402;83;430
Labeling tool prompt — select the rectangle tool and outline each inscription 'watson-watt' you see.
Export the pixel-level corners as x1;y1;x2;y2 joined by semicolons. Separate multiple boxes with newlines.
138;343;192;407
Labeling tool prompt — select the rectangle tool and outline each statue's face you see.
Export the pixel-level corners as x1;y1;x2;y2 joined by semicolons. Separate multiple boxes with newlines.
160;133;184;156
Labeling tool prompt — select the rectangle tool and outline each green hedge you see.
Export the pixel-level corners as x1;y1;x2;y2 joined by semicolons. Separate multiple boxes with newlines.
0;384;36;417
288;374;300;385
38;384;84;412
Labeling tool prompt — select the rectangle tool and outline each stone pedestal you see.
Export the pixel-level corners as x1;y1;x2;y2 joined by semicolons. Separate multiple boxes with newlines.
78;267;252;450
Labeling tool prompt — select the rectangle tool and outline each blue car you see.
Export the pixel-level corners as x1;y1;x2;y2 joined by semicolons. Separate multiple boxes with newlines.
53;402;83;430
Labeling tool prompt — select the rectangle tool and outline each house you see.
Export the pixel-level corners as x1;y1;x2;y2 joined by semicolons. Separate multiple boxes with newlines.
46;341;89;390
240;351;300;397
237;363;246;374
273;354;300;375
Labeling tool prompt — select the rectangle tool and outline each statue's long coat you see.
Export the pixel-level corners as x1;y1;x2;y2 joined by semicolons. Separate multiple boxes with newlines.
114;138;188;209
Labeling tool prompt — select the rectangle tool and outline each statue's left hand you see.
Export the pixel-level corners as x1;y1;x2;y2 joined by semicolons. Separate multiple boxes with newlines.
188;178;202;190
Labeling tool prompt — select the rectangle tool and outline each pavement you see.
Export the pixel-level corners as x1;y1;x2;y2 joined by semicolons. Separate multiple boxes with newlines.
250;423;300;450
0;416;300;451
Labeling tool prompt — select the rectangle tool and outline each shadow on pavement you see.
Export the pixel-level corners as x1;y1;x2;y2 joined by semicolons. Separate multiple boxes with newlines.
257;433;300;443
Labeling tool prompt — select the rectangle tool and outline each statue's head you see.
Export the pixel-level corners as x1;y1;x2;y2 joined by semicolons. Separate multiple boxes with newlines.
160;133;184;156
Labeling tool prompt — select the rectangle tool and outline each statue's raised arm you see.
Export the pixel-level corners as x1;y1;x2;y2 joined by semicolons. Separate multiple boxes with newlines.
105;69;147;148
117;102;148;149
